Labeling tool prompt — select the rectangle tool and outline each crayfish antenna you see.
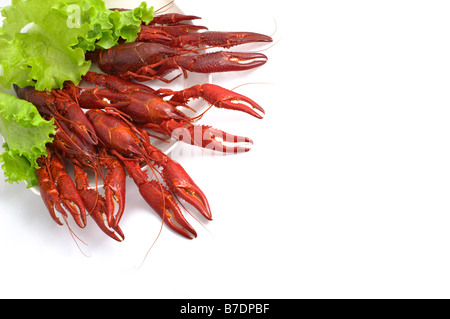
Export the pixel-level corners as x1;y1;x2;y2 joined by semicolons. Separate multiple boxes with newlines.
153;0;175;15
61;215;90;258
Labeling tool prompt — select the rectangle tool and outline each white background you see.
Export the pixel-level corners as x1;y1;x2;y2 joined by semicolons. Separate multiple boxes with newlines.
1;0;450;299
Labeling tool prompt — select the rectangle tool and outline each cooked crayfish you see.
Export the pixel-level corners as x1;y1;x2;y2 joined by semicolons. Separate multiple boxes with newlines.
17;84;213;239
123;12;272;49
36;148;87;228
86;108;211;239
86;12;272;82
15;85;126;241
12;10;270;242
70;71;264;153
88;42;269;83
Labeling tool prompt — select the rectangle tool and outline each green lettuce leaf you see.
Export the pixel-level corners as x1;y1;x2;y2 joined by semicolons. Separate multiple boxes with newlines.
0;91;55;187
77;1;155;51
0;0;154;91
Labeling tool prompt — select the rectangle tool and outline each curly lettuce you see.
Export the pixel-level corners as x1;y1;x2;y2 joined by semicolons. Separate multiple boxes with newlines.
0;0;154;91
0;91;56;187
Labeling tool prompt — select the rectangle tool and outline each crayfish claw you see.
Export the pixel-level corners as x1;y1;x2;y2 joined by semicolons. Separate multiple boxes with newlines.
73;164;125;242
36;165;67;226
218;97;265;119
163;160;212;221
175;51;268;75
169;83;265;119
122;160;197;239
203;128;254;153
172;31;273;48
59;196;87;228
162;194;198;239
90;205;126;242
100;155;127;228
224;51;269;70
170;124;253;153
151;13;201;25
218;31;273;47
48;155;87;228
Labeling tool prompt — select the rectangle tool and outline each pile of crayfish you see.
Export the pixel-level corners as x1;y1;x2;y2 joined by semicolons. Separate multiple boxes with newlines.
17;11;271;241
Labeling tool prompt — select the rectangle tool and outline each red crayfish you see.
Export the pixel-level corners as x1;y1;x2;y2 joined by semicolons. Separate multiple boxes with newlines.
71;71;265;153
14;10;271;242
17;84;216;240
87;12;272;82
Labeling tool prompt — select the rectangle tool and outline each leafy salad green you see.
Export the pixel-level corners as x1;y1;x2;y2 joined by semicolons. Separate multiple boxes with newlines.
0;0;154;187
0;91;55;187
0;0;154;90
